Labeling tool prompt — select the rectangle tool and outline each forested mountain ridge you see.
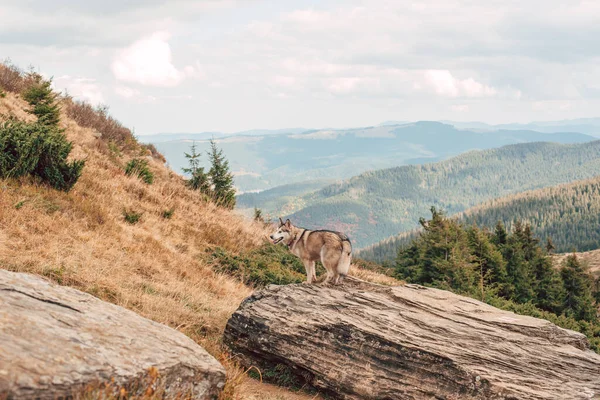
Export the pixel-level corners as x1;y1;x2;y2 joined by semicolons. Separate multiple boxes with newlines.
358;175;600;264
152;121;594;193
286;140;600;249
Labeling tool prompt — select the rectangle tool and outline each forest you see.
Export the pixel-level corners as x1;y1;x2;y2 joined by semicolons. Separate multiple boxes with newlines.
394;207;600;351
359;176;600;263
288;140;600;248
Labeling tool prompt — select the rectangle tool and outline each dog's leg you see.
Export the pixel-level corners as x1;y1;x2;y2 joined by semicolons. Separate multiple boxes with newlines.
303;260;316;284
320;247;339;286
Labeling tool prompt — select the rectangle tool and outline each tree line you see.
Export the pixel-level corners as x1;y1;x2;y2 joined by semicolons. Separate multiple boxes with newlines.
359;175;600;264
394;207;600;351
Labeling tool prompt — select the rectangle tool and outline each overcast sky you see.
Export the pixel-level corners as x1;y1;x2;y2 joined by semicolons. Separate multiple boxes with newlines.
1;0;599;135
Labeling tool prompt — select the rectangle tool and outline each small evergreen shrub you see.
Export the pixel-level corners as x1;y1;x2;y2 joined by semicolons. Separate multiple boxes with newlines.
208;244;310;286
0;119;85;191
125;158;153;184
123;209;142;224
161;208;175;219
22;73;60;126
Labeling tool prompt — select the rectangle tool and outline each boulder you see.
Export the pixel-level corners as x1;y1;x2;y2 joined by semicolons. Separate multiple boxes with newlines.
0;270;225;399
224;278;600;400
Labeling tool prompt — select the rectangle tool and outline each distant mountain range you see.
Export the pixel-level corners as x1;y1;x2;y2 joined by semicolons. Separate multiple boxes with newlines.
445;118;600;137
148;121;595;193
358;176;600;264
282;140;600;249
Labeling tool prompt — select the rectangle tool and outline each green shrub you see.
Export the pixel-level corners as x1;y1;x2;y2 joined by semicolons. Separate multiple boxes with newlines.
161;208;174;219
123;209;142;224
22;73;60;126
0;119;85;191
125;158;153;184
208;244;313;287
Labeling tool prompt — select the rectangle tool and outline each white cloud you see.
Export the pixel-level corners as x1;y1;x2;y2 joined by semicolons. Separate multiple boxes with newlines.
53;75;104;105
422;70;497;98
111;31;200;87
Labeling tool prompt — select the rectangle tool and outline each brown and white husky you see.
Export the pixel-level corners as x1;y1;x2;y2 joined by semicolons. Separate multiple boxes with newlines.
270;218;352;285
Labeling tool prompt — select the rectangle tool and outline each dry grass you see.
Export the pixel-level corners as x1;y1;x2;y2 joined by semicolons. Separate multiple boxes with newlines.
553;250;600;276
0;91;396;399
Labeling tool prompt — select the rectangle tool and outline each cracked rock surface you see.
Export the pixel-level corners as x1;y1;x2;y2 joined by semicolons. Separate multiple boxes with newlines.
224;278;600;400
0;269;225;399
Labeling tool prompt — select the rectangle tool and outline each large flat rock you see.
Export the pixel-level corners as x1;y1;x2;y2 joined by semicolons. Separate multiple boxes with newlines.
224;279;600;400
0;270;225;399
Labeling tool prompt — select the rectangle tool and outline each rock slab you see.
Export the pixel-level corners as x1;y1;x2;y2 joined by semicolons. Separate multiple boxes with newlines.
0;269;225;399
224;279;600;400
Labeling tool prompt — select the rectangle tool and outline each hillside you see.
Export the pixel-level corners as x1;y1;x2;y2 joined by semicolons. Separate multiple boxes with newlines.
151;122;594;193
359;176;600;263
236;178;335;218
0;64;398;399
554;249;600;275
286;140;600;249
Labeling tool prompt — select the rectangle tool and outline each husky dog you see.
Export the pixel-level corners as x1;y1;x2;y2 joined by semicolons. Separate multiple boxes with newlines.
270;218;352;285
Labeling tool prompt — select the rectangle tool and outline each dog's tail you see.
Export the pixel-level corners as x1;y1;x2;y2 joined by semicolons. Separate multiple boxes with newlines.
336;238;352;282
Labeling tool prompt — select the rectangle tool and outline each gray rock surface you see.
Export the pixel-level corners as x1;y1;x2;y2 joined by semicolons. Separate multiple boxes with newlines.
224;278;600;400
0;269;225;399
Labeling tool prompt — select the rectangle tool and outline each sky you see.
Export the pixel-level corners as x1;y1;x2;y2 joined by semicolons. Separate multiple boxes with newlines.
1;0;599;135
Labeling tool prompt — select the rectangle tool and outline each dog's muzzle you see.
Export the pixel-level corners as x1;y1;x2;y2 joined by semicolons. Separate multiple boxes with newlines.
270;235;283;244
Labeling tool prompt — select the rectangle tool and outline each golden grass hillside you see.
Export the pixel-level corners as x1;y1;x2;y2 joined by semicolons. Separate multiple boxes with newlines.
0;73;401;399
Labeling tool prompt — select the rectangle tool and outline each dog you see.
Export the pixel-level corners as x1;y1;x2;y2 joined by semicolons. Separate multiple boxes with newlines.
270;218;352;285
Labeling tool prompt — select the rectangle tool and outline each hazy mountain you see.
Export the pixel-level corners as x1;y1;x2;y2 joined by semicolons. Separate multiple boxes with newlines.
358;176;600;263
142;128;309;143
283;140;600;249
446;118;600;137
149;121;594;193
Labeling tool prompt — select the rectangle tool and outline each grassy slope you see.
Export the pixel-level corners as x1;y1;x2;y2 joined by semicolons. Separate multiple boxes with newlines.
0;91;399;399
288;141;600;249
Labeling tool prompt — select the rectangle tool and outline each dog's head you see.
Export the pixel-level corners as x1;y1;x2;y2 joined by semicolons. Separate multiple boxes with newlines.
270;218;292;245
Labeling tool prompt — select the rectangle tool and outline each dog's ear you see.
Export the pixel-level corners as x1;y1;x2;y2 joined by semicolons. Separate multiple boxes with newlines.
285;219;291;227
279;217;284;226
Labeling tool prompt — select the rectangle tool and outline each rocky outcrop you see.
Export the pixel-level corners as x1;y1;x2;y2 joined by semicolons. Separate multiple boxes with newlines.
224;278;600;400
0;270;225;399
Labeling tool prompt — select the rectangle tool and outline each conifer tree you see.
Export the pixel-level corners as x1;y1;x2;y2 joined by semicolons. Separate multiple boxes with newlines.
531;253;564;313
492;221;508;247
22;73;60;127
182;142;210;194
467;226;508;300
560;255;596;322
503;232;534;304
253;207;264;223
545;237;555;254
207;139;236;209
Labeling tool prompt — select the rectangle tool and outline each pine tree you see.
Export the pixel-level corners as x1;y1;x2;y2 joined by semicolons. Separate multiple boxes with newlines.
182;142;211;194
545;237;555;254
22;73;61;127
503;232;534;304
467;226;508;300
253;207;264;223
531;252;564;313
560;255;596;322
492;221;508;247
207;139;236;209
